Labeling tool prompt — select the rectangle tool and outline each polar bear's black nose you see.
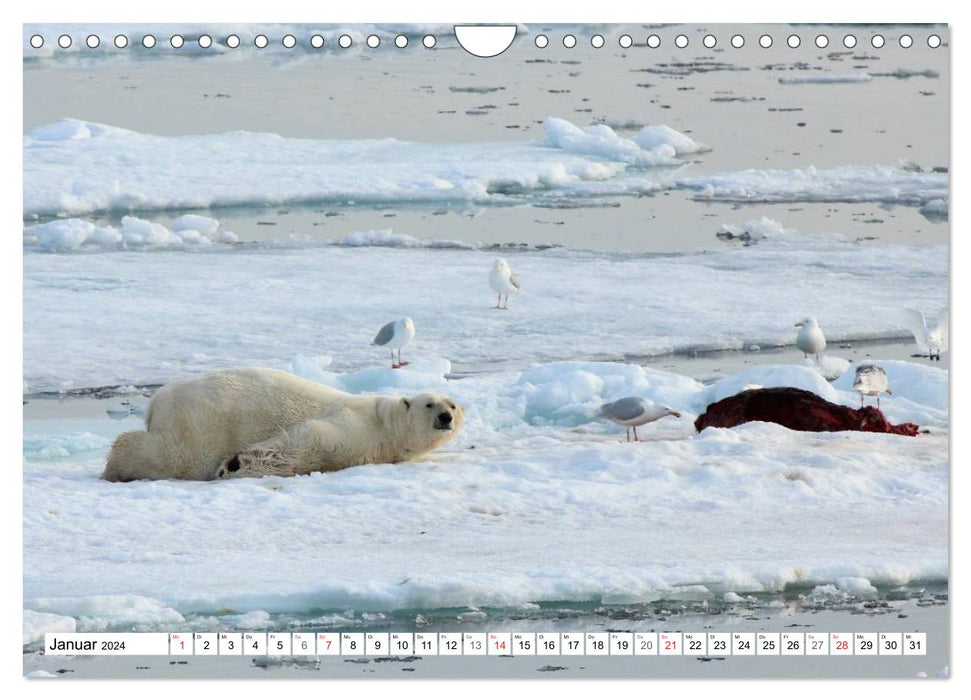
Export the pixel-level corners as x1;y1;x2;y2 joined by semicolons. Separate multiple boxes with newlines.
438;412;452;425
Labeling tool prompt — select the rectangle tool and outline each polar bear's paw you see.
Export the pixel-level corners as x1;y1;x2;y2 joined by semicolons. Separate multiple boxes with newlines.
215;448;293;479
215;452;272;478
215;454;246;479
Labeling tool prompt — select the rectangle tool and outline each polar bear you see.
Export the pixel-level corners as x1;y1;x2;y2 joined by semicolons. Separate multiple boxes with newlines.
103;367;465;482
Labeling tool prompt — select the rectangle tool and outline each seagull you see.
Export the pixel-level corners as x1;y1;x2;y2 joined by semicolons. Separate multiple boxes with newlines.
489;258;521;310
900;308;948;361
795;317;826;360
597;397;682;442
371;317;415;369
853;364;892;408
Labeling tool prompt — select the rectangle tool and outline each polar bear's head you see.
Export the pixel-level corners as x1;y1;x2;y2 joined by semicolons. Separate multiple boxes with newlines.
401;392;465;436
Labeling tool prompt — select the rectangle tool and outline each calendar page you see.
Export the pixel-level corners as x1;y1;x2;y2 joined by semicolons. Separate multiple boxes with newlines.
22;16;950;682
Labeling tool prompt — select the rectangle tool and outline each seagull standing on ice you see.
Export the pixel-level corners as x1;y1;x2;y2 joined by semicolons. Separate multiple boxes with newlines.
794;317;826;360
489;258;521;310
371;317;415;369
900;308;948;361
853;364;892;408
597;397;682;442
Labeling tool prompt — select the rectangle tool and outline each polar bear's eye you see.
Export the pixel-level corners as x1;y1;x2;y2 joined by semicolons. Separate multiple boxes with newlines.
426;402;434;408
448;403;456;410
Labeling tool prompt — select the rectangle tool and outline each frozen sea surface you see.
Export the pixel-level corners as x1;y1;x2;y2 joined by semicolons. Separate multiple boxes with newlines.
22;226;949;630
21;224;949;629
23;357;947;630
23;228;946;393
23;117;694;217
678;164;946;205
24;118;946;218
22;21;949;637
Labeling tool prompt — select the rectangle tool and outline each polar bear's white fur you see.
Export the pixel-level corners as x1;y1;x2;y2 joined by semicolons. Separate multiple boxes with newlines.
103;367;465;481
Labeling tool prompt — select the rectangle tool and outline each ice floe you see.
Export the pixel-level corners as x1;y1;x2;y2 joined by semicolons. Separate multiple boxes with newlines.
24;117;699;217
678;165;947;206
23;358;947;623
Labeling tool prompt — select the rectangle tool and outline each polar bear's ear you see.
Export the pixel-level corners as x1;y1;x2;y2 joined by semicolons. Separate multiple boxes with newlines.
402;398;411;410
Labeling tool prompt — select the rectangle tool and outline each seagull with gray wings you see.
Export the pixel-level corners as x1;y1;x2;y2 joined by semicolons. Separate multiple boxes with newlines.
372;316;415;369
597;397;682;442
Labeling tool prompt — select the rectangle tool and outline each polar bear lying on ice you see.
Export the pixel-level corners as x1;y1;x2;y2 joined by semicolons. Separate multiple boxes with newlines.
103;368;464;481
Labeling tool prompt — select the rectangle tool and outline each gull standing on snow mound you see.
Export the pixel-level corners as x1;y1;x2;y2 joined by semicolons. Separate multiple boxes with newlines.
489;258;521;310
371;317;415;369
853;364;892;408
597;397;682;442
794;317;826;360
900;307;948;361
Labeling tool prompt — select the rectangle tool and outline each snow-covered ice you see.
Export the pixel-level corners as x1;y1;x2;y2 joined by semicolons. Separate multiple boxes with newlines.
832;359;947;427
23;232;946;393
23;357;947;627
24;118;946;219
834;577;879;597
334;229;473;249
544;118;707;165
633;125;709;155
23;610;76;645
678;165;947;206
21;68;950;635
21;20;950;663
22;220;949;623
21;207;950;630
23;215;238;252
23;117;697;217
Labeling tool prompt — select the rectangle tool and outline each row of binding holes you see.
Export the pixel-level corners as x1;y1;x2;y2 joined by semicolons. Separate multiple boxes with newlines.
29;32;944;51
535;33;942;49
28;33;438;49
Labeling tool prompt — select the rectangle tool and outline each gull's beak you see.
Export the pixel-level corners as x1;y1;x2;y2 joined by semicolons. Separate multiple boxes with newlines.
794;322;804;328
886;389;893;395
668;410;682;418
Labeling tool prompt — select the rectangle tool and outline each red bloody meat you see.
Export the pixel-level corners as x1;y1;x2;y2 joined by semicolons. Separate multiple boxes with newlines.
694;387;919;436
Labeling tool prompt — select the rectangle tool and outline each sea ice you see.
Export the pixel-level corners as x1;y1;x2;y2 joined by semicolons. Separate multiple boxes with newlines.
919;198;948;221
707;365;840;405
22;353;947;625
678;165;947;206
834;577;879;597
172;214;220;235
543;117;686;166
23;610;76;645
23;117;691;217
23;236;946;392
23;215;236;251
24;118;946;216
778;73;873;84
336;229;472;249
633;124;709;154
